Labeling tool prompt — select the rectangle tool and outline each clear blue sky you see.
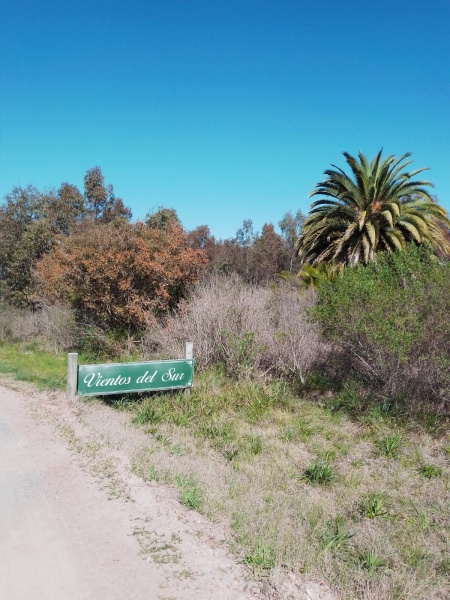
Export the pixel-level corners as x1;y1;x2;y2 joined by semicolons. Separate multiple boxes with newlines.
1;0;449;239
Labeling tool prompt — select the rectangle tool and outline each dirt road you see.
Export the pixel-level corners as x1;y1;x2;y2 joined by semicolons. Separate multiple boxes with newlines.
0;381;259;600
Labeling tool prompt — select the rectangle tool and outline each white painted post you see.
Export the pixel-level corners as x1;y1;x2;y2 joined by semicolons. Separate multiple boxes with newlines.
66;353;78;400
185;342;193;396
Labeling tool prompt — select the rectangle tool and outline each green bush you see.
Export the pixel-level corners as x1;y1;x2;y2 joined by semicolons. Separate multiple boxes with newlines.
312;245;450;413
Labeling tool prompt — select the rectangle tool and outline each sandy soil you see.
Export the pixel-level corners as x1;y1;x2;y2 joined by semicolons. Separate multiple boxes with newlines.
0;380;261;600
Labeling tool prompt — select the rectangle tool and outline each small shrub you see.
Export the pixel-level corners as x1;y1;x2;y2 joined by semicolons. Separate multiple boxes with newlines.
368;400;394;422
220;441;242;461
403;547;431;569
175;475;203;511
34;220;207;332
246;435;263;456
0;304;77;352
198;419;236;442
240;385;278;424
281;419;314;442
133;400;165;426
404;501;431;530
324;382;362;414
169;411;190;427
313;244;450;415
221;329;262;379
244;543;275;573
143;275;323;381
196;419;243;460
179;486;202;511
77;323;121;360
438;558;450;576
148;466;160;481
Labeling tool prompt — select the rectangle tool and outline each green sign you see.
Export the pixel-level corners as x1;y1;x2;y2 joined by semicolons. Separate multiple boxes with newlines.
77;359;194;396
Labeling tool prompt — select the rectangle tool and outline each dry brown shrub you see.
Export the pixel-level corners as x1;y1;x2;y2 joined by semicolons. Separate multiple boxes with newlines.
143;275;324;380
33;220;207;332
0;304;77;352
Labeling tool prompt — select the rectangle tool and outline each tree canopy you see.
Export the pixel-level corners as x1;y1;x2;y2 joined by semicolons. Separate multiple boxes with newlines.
0;185;84;306
0;167;132;307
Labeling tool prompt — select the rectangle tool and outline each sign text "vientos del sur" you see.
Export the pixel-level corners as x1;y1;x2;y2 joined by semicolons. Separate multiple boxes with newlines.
77;359;194;396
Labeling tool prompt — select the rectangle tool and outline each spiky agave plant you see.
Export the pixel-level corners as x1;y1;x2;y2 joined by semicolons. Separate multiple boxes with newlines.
298;150;450;266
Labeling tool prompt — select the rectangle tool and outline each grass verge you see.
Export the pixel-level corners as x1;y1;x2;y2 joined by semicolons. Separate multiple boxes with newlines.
121;367;450;600
0;342;67;389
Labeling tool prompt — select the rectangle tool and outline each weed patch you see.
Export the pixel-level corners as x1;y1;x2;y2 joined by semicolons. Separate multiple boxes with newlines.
302;453;334;485
358;492;388;519
376;432;402;458
417;464;442;479
244;543;275;574
175;475;203;512
359;549;386;574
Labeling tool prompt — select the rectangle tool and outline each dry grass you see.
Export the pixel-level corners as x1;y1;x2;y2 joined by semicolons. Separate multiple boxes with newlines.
80;370;450;600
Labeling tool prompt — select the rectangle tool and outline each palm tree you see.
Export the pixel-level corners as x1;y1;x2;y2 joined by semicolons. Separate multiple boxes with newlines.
297;150;450;266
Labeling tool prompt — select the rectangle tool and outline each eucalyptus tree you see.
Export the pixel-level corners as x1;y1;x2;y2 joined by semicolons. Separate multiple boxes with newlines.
84;166;131;223
279;209;305;272
297;150;450;266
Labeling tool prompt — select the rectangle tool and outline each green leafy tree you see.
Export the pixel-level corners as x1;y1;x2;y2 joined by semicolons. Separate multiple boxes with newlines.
145;207;181;230
0;171;131;307
49;183;85;234
187;225;217;263
233;219;257;280
251;223;289;282
206;218;295;281
298;150;450;266
235;219;256;249
0;182;88;306
84;166;131;223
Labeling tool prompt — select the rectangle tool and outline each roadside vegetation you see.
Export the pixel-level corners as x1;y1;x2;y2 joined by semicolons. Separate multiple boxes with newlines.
1;151;449;599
